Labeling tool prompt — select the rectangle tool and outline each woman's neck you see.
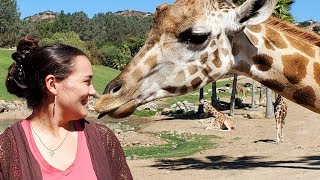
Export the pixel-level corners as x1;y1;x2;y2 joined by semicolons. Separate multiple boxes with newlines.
29;106;71;137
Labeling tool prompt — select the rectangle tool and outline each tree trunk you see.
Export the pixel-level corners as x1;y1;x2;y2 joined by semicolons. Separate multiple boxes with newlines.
265;88;274;119
198;88;204;115
259;84;264;104
229;74;238;117
251;80;256;109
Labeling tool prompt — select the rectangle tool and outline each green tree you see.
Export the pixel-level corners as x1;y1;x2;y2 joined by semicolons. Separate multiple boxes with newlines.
69;12;90;40
123;36;145;57
273;0;295;22
99;43;131;70
0;0;20;47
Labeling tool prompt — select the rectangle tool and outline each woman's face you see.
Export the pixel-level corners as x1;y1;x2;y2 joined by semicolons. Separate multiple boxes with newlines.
56;55;96;120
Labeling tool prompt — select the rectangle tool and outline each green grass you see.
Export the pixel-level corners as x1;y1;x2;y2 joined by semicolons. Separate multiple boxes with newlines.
92;65;120;94
0;49;17;101
133;110;159;117
0;49;120;100
124;132;220;159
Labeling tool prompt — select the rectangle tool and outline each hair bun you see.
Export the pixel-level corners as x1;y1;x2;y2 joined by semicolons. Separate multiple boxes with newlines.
12;37;39;64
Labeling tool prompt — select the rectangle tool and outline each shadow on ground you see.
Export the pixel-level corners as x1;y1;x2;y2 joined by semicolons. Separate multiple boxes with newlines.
151;155;320;170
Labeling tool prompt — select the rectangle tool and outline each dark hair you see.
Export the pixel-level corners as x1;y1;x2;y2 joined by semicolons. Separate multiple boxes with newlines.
6;37;87;109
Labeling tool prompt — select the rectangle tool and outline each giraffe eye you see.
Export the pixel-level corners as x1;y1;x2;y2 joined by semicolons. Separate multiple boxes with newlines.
178;28;211;45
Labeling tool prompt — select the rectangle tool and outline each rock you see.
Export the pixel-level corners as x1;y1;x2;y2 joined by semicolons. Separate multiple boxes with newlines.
245;111;264;119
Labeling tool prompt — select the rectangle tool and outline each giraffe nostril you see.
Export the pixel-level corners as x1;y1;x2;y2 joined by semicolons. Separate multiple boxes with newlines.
104;80;122;94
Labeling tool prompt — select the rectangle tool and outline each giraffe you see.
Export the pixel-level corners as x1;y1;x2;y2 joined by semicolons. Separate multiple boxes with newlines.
95;0;320;119
236;84;247;100
203;101;235;131
274;94;287;142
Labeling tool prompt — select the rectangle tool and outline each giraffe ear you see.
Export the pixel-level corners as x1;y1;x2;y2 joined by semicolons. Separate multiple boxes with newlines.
236;0;277;26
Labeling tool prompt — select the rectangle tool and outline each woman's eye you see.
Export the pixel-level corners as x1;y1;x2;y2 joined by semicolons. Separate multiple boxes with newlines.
84;80;91;85
178;28;211;45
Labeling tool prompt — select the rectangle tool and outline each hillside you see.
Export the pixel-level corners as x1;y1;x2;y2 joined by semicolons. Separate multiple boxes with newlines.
24;11;59;21
24;10;152;22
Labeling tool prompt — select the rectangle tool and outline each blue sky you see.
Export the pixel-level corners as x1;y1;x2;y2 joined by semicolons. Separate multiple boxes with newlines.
17;0;320;22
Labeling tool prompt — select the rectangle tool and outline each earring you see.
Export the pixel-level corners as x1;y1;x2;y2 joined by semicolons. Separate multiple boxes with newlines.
53;95;56;117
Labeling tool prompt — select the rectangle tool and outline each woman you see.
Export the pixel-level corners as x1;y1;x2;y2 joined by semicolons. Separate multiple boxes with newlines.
0;37;132;179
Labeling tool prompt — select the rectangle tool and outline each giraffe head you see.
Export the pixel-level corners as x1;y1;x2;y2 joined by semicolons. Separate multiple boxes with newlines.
96;0;277;118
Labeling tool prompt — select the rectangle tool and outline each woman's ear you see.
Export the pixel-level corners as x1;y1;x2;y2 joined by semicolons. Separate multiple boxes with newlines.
45;75;58;95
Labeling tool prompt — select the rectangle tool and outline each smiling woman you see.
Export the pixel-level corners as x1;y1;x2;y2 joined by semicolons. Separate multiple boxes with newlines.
0;37;132;179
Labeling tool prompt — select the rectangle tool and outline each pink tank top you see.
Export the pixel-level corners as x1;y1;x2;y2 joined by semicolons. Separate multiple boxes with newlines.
21;120;97;180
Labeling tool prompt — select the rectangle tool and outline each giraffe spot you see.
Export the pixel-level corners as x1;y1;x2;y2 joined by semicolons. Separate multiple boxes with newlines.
313;62;320;88
252;54;273;71
191;77;202;90
263;37;275;50
265;27;287;49
145;55;157;69
206;73;221;84
210;40;216;47
200;52;208;64
188;65;198;75
221;48;229;57
174;70;186;82
180;85;188;94
286;35;316;58
212;50;222;68
260;80;285;92
201;65;212;76
293;86;316;107
233;60;252;76
282;53;308;84
245;31;259;46
247;24;262;33
232;43;241;56
163;86;177;94
132;69;143;82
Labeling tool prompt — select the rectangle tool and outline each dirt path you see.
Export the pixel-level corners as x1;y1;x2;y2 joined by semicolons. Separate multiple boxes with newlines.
128;100;320;179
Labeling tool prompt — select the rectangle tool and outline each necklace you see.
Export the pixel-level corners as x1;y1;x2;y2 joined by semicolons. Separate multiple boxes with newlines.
30;122;70;157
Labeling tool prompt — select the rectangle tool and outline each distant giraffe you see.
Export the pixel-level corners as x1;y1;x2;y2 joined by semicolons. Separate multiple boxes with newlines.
274;94;288;142
236;84;247;100
203;101;235;131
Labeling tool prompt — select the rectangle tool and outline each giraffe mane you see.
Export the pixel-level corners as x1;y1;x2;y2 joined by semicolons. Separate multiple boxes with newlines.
265;16;320;47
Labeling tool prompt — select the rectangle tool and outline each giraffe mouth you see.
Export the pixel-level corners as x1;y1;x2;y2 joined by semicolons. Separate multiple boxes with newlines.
96;99;139;119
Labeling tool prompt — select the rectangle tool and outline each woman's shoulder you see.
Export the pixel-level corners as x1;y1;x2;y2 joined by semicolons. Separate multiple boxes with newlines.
0;121;22;146
0;127;13;143
0;126;16;159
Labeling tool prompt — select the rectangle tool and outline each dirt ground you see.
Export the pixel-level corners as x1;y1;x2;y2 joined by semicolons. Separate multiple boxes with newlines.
1;98;320;179
127;100;320;180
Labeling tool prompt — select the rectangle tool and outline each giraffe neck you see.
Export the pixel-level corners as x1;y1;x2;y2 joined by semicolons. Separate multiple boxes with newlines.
231;17;320;114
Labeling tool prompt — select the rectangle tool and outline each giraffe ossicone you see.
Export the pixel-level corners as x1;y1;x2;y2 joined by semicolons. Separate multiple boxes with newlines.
95;0;320;118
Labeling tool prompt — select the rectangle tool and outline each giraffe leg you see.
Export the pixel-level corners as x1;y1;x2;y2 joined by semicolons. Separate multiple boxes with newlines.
219;121;231;131
276;118;281;143
280;126;284;142
280;119;285;142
